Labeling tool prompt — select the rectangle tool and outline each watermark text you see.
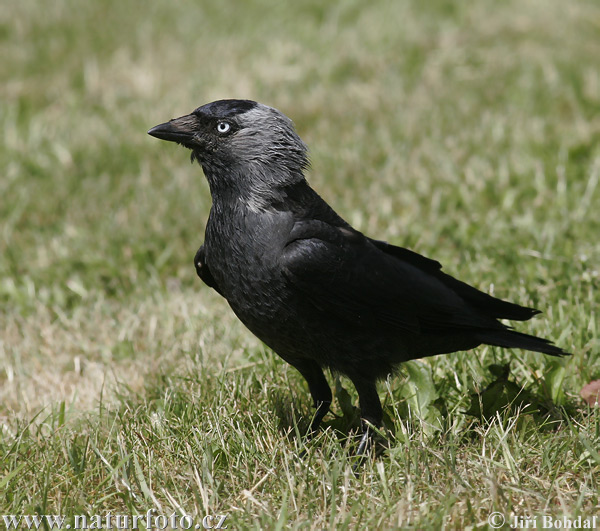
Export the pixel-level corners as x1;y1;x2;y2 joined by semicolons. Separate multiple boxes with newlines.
488;512;598;529
2;511;228;530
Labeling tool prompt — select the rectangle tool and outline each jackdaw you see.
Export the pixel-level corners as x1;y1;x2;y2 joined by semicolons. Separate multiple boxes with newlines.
148;99;569;454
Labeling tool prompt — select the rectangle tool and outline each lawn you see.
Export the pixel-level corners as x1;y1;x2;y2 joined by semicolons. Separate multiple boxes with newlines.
1;0;599;528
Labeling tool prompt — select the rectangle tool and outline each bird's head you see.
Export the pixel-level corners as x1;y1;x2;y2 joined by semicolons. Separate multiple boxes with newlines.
148;100;309;196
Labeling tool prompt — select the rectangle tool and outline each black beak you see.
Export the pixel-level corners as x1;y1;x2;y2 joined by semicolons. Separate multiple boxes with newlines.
148;114;197;144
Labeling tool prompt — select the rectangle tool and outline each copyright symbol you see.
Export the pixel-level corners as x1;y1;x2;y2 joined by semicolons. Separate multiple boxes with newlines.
488;512;505;528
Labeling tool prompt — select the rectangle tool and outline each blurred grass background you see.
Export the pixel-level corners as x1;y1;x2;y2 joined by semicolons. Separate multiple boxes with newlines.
1;0;599;528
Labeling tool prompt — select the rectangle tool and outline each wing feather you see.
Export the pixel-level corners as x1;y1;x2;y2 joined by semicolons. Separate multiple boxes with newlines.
281;222;505;336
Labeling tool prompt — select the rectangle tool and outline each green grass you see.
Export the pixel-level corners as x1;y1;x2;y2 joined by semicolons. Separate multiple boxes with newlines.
1;0;600;528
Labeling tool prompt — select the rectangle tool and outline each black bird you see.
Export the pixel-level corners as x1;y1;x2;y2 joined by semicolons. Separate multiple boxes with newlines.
148;100;569;453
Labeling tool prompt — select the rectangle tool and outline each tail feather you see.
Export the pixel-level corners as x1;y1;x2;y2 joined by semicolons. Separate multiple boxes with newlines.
477;329;570;357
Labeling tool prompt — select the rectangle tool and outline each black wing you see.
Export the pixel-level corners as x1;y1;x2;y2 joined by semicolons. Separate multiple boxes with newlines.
369;238;540;321
281;221;506;335
194;245;223;296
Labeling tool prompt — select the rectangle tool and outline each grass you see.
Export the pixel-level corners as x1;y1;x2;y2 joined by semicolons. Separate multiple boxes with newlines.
1;0;599;528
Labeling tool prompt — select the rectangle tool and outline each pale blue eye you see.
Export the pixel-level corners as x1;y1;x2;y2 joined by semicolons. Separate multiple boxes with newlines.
217;122;231;134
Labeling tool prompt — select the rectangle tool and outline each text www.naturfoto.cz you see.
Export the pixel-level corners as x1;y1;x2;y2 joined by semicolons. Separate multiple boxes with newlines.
2;512;228;530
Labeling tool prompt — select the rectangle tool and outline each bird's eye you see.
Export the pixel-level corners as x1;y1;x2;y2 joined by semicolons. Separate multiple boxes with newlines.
216;121;231;134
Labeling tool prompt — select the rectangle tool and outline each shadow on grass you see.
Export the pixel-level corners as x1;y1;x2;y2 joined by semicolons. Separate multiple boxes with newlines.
270;361;579;456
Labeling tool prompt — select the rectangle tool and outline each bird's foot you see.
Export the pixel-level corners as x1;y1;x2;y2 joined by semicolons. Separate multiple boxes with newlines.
351;424;390;474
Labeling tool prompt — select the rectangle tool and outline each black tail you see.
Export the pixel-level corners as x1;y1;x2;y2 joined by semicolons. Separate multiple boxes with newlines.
477;329;570;357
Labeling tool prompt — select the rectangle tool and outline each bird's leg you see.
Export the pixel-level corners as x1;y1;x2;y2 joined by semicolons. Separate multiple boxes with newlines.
351;377;387;465
294;360;332;437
